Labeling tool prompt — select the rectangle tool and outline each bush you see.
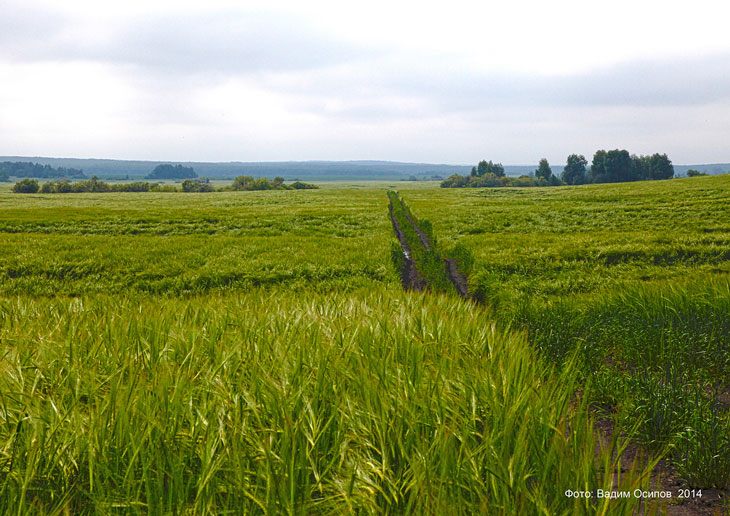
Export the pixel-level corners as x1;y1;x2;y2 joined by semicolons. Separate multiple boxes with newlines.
231;176;318;191
686;169;708;177
56;181;73;193
290;181;318;190
39;181;55;193
182;179;214;192
12;178;39;193
231;175;255;190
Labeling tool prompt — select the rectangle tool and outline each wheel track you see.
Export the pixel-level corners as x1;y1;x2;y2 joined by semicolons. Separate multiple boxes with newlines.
388;192;468;298
389;198;427;291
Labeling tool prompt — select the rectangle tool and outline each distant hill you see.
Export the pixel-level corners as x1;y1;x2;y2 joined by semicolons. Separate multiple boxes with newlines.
0;157;472;181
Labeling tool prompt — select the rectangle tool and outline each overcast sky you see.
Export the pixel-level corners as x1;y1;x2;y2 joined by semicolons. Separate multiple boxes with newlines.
1;0;729;165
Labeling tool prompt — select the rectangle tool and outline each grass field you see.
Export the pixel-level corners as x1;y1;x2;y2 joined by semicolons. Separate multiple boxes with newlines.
1;176;729;514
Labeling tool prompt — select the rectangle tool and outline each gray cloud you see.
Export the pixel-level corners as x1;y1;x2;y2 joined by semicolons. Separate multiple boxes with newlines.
211;52;730;131
380;54;730;113
0;8;378;75
3;4;726;114
105;13;377;75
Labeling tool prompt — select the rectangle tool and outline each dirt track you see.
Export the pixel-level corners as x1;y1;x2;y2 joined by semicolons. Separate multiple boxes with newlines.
389;199;426;291
389;193;468;298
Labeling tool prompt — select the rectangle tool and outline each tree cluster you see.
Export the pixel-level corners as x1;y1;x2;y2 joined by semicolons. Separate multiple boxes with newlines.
146;164;197;180
1;161;85;179
0;169;8;182
442;159;562;188
686;169;708;177
471;160;505;178
561;150;674;185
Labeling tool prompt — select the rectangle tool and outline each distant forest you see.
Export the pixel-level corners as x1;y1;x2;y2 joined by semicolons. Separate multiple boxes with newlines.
0;161;85;180
0;157;471;181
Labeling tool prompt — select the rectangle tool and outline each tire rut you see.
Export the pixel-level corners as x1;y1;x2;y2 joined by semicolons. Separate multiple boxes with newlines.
389;199;427;291
389;192;468;298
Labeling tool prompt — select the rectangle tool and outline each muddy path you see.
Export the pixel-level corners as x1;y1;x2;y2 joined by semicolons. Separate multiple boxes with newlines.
389;200;427;291
389;192;469;298
444;259;469;298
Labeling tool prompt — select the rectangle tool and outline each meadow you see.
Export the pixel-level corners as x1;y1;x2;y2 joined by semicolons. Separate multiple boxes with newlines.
1;176;729;514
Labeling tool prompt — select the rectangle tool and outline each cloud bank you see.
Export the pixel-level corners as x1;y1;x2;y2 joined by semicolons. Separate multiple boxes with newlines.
1;1;729;164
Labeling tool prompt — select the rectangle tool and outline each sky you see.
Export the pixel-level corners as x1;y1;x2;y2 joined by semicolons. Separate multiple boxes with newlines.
1;0;729;165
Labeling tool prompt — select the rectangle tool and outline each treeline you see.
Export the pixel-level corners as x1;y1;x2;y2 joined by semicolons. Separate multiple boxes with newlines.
13;177;178;194
441;150;675;188
11;176;318;194
0;161;85;179
569;150;674;185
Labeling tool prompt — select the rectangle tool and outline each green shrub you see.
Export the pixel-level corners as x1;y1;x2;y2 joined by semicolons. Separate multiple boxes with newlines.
12;178;39;193
182;178;214;192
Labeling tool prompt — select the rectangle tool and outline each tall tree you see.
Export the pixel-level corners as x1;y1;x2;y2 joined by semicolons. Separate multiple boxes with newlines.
604;149;633;182
535;158;552;180
474;160;505;178
562;154;587;185
590;149;632;183
648;153;674;180
589;150;607;183
631;154;651;181
476;160;489;177
491;162;506;177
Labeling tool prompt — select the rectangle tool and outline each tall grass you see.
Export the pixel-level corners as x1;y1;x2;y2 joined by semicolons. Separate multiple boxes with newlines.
0;290;650;514
502;279;730;487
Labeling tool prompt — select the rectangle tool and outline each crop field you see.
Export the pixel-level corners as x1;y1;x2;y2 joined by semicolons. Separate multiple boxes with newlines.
0;186;398;296
1;177;729;514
